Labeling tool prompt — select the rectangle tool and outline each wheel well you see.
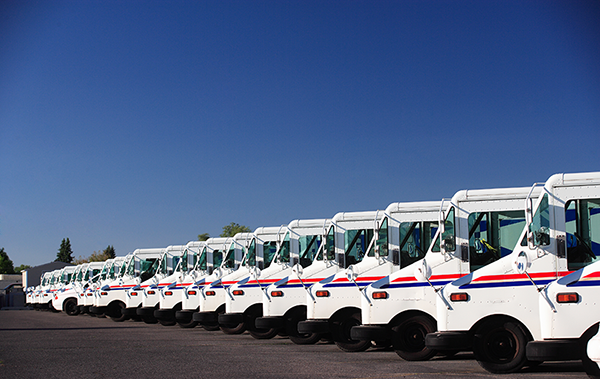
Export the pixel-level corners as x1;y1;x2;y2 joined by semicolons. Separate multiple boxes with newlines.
388;310;436;327
330;306;361;321
471;314;533;341
284;305;306;318
108;300;125;309
581;322;600;340
244;303;262;315
215;304;226;314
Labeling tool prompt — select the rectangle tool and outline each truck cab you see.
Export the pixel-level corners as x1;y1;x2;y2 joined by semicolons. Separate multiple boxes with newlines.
90;256;128;319
175;237;229;327
218;226;288;339
354;186;539;360
425;172;600;373
301;201;444;352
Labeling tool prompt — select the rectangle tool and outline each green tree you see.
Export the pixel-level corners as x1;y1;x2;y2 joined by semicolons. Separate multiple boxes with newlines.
56;238;74;263
103;245;116;259
220;222;251;237
15;264;31;273
198;233;210;241
0;247;16;274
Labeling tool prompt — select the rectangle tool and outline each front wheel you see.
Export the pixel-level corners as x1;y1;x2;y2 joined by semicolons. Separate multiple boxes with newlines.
472;318;529;374
177;319;198;328
158;319;177;326
331;309;371;352
286;308;321;345
64;299;80;316
391;314;437;361
582;324;600;379
108;302;128;322
246;306;278;340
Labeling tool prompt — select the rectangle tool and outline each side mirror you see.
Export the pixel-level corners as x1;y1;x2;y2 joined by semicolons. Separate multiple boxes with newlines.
252;267;261;280
512;251;530;274
292;263;303;278
346;265;358;282
326;246;335;261
414;260;432;282
378;244;388;257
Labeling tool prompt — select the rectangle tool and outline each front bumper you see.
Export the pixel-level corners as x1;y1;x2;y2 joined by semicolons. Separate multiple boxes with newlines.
90;306;107;315
193;311;218;323
121;307;139;317
350;325;391;341
218;312;244;326
298;320;329;334
425;331;472;351
255;316;284;330
154;308;176;321
526;339;581;361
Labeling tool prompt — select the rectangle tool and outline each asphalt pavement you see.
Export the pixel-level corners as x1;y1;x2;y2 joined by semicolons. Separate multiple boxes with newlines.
0;310;588;379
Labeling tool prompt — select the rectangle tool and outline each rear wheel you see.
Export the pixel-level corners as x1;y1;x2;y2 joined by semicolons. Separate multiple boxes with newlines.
391;314;437;361
286;308;321;345
331;309;371;352
472;318;529;374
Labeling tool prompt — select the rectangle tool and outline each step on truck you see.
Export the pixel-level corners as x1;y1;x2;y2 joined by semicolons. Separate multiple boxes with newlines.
154;241;207;328
425;172;600;374
90;256;129;319
300;201;444;352
352;186;540;360
218;225;301;339
193;232;258;333
264;210;381;347
175;237;230;328
253;219;332;344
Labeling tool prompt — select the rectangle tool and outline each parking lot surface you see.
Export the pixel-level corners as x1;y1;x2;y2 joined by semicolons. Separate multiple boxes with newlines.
0;310;588;379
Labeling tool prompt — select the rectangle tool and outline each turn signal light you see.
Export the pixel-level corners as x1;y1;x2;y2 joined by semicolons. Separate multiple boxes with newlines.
450;293;469;302
80;294;84;297
131;292;138;296
316;290;330;297
232;290;244;296
165;291;173;296
556;293;579;303
188;290;197;295
372;291;388;299
147;290;156;295
87;293;93;297
205;290;216;296
100;292;108;296
271;291;284;297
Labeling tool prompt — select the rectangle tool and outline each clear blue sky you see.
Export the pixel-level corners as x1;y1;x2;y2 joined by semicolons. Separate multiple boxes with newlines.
1;0;599;267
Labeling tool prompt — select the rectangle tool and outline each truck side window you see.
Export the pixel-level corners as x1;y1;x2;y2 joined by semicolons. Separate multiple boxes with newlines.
299;235;321;267
344;229;374;268
469;210;526;271
566;199;600;271
374;218;389;257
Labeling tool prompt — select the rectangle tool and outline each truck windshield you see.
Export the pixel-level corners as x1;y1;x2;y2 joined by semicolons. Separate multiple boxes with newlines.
344;229;374;268
276;233;291;264
263;241;278;268
223;244;235;269
400;221;438;268
432;207;456;253
299;235;321;268
566;198;600;271
213;249;223;268
242;240;256;267
196;248;207;271
140;258;159;282
469;210;526;271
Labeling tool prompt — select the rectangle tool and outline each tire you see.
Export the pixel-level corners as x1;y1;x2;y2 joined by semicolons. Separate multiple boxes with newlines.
220;322;246;334
286;308;321;345
158;319;177;326
108;302;129;322
472;318;529;374
391;314;437;361
246;305;279;340
64;299;80;316
142;315;158;324
582;324;600;379
330;309;371;352
177;319;198;328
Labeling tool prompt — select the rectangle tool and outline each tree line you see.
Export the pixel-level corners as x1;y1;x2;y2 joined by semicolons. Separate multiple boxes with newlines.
0;222;251;274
